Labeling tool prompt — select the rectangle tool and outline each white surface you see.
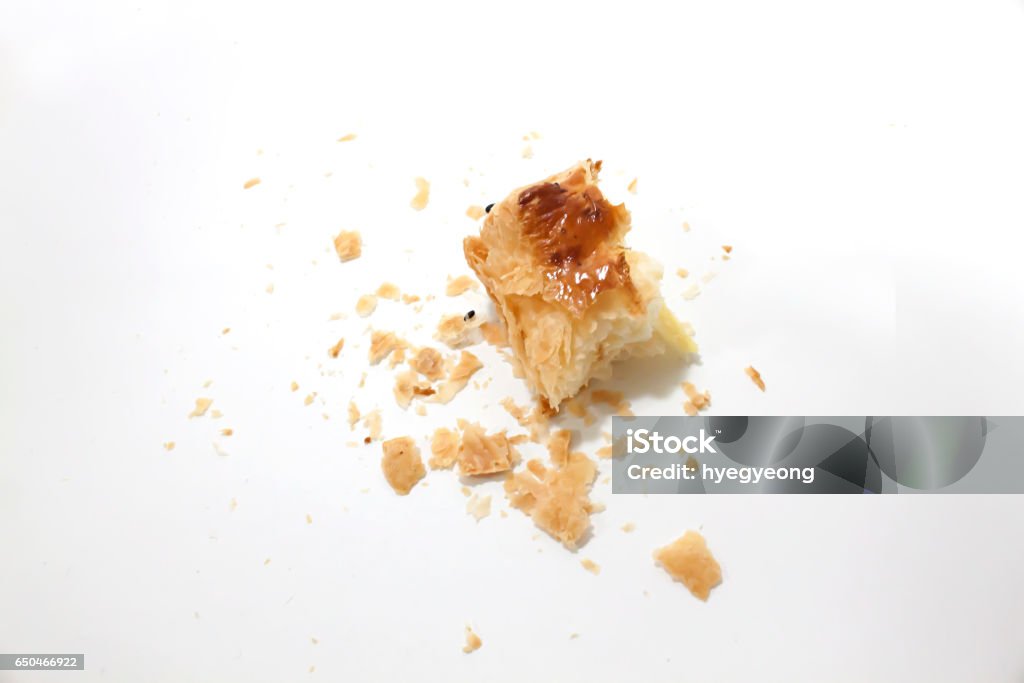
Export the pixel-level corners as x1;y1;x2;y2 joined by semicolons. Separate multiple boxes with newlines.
2;1;1024;681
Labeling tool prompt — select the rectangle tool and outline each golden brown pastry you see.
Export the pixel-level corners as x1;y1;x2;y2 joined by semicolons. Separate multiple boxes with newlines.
464;160;695;410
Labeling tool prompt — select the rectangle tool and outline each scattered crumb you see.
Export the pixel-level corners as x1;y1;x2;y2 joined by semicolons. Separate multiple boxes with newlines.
701;271;717;284
393;369;434;409
328;337;345;358
306;514;313;525
466;494;492;521
308;665;315;673
304;393;316;407
745;365;766;391
356;294;378;317
210;409;223;419
337;133;357;142
653;530;722;601
388;347;406;368
311;637;319;645
368;330;407;365
621;522;636;533
333;230;361;262
466;205;485;220
188;398;213;418
563;396;595;425
358;372;367;388
415;404;427;416
220;428;233;437
590;389;632;415
410;177;430;210
461;486;471;497
462;627;482;654
212;442;229;457
265;283;275;294
362;410;382;441
433;351;483;404
529;131;541;140
380;437;426;495
505;452;597;550
401;293;420;304
676;268;689;278
722;245;733;254
682;382;711;416
202;379;213;388
547;429;573;467
409;347;445;381
570;633;579;640
435;313;482;348
328;312;344;321
445;275;478;296
682;283;701;301
457;421;516;476
264;557;271;566
682;221;691;232
627;178;638;194
596;445;613;459
428;428;459;469
347;402;360;430
580;558;601;575
480;321;507;347
499;398;549;442
221;327;231;334
243;177;260;189
375;282;400;300
521;145;534;159
291;381;299;392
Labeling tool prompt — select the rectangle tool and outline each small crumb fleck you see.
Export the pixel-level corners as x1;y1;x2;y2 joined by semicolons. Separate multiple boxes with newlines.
337;133;357;142
445;275;478;296
188;398;213;418
221;327;230;335
682;283;701;301
722;245;733;253
676;268;689;278
376;282;400;300
381;437;426;495
163;441;176;451
265;283;275;294
682;221;691;232
580;558;601;575
462;627;483;654
291;381;299;392
306;513;313;525
202;379;213;388
311;637;319;645
304;393;316;406
745;365;766;391
230;498;238;511
220;428;233;437
521;145;534;159
333;230;361;262
621;522;636;533
210;409;223;419
356;294;377;317
243;177;261;189
410;177;430;210
627;178;638;194
328;337;345;358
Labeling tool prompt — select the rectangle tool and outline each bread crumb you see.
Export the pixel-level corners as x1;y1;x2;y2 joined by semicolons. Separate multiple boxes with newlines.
380;436;426;495
461;486;471;497
410;177;430;210
722;245;733;254
433;351;482;404
409;347;445;381
426;428;458;469
415;404;427;416
563;396;595;425
212;442;229;457
229;498;238;511
480;321;507;347
682;221;691;232
547;429;573;467
466;494;492;521
290;381;299;392
328;312;344;321
435;313;482;348
682;382;711;416
682;283;701;300
499;398;550;442
676;268;689;278
580;558;601;575
596;446;613;459
590;389;631;415
362;410;382;441
311;637;319;645
466;205;485;220
521;145;534;159
303;393;316;406
210;409;223;419
369;330;407;365
401;293;420;304
653;530;722;601
627;178;638;194
337;133;357;142
347;402;360;430
163;441;175;451
356;295;377;317
388;347;406;368
328;337;345;358
445;275;478;296
243;177;260;189
333;230;361;262
263;557;271;566
505;452;597;550
569;632;579;640
220;428;233;437
701;271;717;284
265;283;275;294
457;422;516;476
621;522;636;533
745;365;766;391
376;282;400;300
358;372;367;388
221;327;231;334
393;369;434;409
188;398;213;418
202;379;213;388
462;627;482;654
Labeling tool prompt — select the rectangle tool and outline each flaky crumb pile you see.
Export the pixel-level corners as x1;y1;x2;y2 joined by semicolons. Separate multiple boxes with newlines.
504;452;597;550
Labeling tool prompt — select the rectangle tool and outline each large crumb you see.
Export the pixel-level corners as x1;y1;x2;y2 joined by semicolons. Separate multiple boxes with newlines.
356;294;378;317
429;427;460;469
433;351;482;404
362;410;382;441
457;421;516;476
243;177;261;189
653;530;722;601
435;313;482;348
188;398;213;418
328;337;345;358
409;347;445;381
745;365;766;391
410;177;430;210
445;275;478;296
466;494;492;521
462;627;482;654
580;558;601;575
393;369;434;409
369;330;407;365
682;382;711;416
380;437;426;495
504;452;597;550
376;282;400;300
333;230;361;262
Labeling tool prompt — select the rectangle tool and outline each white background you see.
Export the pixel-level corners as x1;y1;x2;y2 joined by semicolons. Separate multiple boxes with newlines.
2;0;1024;681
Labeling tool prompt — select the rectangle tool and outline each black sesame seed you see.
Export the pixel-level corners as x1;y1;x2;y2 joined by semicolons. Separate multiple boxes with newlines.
484;203;494;213
463;310;476;321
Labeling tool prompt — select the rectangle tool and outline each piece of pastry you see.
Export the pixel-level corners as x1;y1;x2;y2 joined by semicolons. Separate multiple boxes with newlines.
464;160;695;410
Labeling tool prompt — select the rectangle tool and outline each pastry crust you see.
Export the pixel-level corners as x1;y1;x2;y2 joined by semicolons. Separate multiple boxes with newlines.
464;160;694;409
